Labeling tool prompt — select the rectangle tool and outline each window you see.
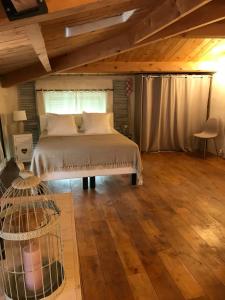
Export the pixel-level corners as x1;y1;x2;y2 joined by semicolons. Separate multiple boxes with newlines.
43;91;107;114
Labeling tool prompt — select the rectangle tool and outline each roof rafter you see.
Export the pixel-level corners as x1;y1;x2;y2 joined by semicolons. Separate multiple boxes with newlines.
1;31;133;87
1;0;224;87
182;21;225;38
133;0;213;44
143;0;225;44
63;61;216;73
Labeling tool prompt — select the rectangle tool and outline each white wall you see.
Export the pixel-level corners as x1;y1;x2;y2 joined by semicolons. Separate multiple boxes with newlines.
209;73;225;155
0;85;19;159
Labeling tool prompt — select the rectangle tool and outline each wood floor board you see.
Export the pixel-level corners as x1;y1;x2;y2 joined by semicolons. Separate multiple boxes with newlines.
91;220;135;299
113;215;186;300
79;254;109;300
2;152;225;300
158;248;204;300
140;160;225;286
147;209;225;300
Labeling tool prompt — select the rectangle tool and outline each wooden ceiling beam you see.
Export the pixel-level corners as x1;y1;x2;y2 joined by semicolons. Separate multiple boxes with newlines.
0;0;107;30
133;0;213;44
1;1;225;87
1;63;49;88
24;23;51;72
61;61;216;73
182;21;225;38
46;0;102;13
51;32;132;72
143;0;225;44
1;31;133;87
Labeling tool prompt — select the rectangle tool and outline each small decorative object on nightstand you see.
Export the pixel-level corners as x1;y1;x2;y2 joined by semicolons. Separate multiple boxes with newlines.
13;110;27;134
12;133;33;163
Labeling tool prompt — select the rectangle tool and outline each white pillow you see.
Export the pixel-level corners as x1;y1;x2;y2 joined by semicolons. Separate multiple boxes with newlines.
39;114;83;133
47;114;78;136
83;112;113;134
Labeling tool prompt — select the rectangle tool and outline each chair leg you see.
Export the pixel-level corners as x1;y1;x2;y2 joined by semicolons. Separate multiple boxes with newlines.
203;139;207;159
213;138;219;157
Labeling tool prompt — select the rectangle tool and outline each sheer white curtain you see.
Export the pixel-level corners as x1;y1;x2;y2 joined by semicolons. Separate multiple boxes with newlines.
136;75;211;152
36;90;113;115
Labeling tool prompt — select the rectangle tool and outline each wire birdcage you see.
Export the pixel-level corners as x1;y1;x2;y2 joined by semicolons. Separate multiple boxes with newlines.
0;170;65;300
0;179;5;197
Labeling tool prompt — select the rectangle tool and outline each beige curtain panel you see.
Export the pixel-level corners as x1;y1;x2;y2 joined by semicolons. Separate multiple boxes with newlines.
135;75;211;152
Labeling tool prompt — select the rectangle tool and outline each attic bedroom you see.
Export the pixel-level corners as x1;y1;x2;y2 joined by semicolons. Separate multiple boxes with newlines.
0;1;225;300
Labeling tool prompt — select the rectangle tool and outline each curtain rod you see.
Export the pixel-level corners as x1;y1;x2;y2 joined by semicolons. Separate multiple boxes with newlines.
36;89;114;92
142;74;213;78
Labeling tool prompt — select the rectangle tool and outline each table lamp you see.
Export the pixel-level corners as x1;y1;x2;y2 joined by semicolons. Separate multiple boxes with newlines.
13;110;27;134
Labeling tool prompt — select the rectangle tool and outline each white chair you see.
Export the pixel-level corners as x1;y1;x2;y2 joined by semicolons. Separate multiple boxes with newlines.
193;118;218;159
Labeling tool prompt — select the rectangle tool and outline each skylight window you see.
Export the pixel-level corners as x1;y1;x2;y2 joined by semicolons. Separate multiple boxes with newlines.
65;9;136;38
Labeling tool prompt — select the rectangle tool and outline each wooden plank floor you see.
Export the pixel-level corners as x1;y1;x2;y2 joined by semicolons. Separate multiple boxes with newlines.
2;153;225;300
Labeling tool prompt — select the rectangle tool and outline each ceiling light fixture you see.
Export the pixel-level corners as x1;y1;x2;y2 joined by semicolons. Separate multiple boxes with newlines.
65;9;136;38
2;0;48;21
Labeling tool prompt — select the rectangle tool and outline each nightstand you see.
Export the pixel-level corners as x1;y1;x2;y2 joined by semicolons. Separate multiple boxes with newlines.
12;133;33;163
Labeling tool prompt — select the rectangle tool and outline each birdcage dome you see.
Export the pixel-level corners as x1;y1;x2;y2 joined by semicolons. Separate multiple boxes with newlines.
0;172;60;241
0;171;65;300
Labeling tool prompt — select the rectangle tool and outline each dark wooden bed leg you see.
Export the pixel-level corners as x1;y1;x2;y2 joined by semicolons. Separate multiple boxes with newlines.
90;176;96;189
0;221;5;260
131;173;137;186
83;177;88;190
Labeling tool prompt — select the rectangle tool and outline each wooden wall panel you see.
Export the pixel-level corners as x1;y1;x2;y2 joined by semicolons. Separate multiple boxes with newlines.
104;38;225;63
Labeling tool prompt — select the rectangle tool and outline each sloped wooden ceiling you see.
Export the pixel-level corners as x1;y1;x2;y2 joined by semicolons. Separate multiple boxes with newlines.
0;0;225;86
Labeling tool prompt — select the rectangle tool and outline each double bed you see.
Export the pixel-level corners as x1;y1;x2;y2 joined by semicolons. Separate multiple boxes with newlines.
30;114;143;189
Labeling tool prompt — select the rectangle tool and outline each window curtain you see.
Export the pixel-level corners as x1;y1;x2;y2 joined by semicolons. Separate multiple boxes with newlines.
135;75;211;152
36;90;113;115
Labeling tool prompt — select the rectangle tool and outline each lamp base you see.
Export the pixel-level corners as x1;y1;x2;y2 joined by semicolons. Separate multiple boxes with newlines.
18;121;24;134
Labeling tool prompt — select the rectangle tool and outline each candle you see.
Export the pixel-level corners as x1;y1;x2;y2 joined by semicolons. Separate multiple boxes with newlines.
23;242;43;291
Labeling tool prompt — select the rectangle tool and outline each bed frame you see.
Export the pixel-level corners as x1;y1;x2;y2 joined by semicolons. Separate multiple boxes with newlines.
82;173;137;190
40;167;137;190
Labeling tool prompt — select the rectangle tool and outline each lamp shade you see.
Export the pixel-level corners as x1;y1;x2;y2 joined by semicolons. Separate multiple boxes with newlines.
13;111;27;122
